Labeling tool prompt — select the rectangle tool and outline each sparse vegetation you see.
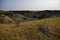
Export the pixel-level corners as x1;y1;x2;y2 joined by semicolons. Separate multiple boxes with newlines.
0;11;60;40
0;17;60;40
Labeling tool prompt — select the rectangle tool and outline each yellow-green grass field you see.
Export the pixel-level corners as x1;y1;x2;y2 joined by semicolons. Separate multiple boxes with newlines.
0;17;60;40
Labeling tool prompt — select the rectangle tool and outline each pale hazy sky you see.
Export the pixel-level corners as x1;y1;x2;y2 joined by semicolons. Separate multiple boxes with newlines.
0;0;60;10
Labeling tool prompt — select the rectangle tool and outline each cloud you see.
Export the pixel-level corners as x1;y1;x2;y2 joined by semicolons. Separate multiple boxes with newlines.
2;0;60;10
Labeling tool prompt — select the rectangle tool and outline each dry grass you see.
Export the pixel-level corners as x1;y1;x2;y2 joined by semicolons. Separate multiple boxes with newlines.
0;17;60;40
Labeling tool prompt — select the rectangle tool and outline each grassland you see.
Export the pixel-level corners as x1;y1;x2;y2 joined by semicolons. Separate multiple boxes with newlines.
0;17;60;40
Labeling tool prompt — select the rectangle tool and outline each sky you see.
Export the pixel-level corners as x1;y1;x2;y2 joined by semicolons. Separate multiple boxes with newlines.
0;0;60;11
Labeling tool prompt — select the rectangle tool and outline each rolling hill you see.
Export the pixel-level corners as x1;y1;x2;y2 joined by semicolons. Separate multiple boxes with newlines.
0;12;32;23
0;17;60;40
0;10;60;23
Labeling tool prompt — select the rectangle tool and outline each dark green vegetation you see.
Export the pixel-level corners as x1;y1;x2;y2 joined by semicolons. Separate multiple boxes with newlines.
0;10;60;23
0;10;60;40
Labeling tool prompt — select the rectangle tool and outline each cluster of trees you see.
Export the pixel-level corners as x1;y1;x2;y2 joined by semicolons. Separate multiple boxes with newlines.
10;10;60;19
0;10;60;24
0;10;60;27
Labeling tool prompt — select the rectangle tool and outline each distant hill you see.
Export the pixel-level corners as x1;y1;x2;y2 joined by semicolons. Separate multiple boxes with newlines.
0;12;33;23
0;14;15;23
9;10;60;17
0;10;60;23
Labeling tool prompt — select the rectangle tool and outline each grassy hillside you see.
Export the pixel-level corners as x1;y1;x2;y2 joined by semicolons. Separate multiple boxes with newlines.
0;17;60;40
